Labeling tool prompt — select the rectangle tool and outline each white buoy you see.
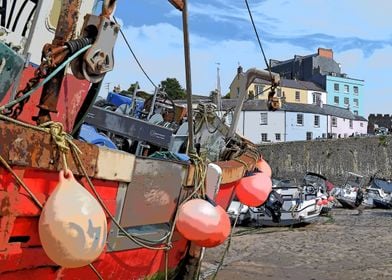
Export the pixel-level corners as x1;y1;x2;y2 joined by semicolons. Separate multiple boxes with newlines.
39;170;107;268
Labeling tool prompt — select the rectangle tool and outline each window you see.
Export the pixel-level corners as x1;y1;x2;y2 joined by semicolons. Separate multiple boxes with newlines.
297;114;304;125
282;91;286;98
334;83;339;91
360;122;364;127
261;133;268;142
275;133;281;141
334;96;339;105
312;92;321;104
295;91;300;101
314;115;320;127
254;84;264;97
260;113;268;125
353;98;358;107
322;133;326;138
344;85;349;93
236;87;240;98
277;88;282;97
306;132;313;140
344;97;349;106
332;117;337;127
354;86;359;95
349;120;353;129
354;110;358;115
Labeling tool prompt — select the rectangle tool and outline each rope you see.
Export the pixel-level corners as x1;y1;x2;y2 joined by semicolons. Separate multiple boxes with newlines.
244;0;273;82
0;45;92;112
211;202;243;279
0;154;43;209
233;158;249;176
113;16;157;89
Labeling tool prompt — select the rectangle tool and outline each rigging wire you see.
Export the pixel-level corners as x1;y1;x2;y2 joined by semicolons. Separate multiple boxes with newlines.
244;0;273;82
113;16;158;89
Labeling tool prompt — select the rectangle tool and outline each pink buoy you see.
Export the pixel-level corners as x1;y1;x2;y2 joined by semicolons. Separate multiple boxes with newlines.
194;205;231;248
235;172;272;207
327;196;334;202
39;170;107;268
317;199;323;206
256;159;272;178
322;199;329;205
176;199;218;242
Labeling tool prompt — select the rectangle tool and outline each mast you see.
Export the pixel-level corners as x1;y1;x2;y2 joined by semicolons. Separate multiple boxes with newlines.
216;62;222;113
182;0;194;153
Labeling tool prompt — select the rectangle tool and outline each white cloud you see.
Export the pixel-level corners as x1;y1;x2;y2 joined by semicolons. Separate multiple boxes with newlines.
188;0;392;41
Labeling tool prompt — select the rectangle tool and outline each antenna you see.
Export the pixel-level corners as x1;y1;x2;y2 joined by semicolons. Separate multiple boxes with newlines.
216;62;222;112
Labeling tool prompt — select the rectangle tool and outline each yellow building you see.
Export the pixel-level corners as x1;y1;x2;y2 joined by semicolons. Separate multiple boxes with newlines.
229;67;326;105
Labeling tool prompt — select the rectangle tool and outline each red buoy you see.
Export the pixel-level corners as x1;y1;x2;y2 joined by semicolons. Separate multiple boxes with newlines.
256;159;272;178
317;199;323;206
235;172;272;207
327;196;334;202
175;199;231;248
194;205;231;247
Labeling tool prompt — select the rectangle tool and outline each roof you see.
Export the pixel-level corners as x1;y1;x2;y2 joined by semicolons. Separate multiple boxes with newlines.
252;78;325;92
221;99;367;120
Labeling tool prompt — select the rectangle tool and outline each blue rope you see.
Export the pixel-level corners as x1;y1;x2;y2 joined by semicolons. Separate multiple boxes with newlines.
0;44;92;111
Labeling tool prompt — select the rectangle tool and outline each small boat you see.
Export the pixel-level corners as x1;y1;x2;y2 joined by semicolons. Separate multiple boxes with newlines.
228;173;331;227
366;176;392;209
331;172;373;209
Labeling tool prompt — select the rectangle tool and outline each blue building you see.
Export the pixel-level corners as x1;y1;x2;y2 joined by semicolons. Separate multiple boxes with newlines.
325;75;364;116
270;48;365;116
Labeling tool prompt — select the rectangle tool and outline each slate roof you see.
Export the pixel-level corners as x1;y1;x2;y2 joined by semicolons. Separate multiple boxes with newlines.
253;78;325;92
221;99;367;120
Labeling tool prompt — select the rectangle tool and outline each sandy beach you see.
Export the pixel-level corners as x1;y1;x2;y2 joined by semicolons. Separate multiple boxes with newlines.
201;208;392;280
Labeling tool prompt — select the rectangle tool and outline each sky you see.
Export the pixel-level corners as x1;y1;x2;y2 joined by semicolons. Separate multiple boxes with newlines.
102;0;392;116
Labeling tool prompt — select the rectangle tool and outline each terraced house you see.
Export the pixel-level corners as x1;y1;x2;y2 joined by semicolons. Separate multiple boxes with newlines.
229;66;327;105
221;99;367;144
270;48;365;116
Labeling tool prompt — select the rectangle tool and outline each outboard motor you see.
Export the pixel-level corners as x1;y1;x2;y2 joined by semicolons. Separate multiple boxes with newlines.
263;190;283;223
355;188;364;207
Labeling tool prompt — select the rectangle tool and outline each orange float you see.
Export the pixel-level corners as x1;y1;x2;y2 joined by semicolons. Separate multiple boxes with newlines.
175;198;231;248
256;159;272;178
235;172;272;207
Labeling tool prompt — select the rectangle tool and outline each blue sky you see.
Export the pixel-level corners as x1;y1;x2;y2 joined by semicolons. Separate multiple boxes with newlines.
103;0;392;116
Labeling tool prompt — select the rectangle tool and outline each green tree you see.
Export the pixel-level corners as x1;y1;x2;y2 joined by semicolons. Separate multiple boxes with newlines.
222;92;231;99
127;82;140;94
160;78;186;100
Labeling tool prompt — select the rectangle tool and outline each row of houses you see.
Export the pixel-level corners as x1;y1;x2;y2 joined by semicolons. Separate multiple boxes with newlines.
221;99;367;144
229;48;364;116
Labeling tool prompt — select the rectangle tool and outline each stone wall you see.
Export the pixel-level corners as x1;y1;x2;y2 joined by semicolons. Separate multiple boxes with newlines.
259;136;392;185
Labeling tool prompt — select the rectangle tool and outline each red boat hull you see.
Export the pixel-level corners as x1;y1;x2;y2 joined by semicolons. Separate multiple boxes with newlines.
0;167;191;279
0;64;90;133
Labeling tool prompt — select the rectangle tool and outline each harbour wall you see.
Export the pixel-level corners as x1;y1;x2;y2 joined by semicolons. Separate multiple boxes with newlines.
258;136;392;185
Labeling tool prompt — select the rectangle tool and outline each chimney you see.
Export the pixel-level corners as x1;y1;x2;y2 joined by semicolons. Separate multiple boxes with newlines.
237;65;243;75
318;48;333;59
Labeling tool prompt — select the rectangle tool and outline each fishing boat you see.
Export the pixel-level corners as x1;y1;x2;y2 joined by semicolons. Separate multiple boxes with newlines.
0;1;279;278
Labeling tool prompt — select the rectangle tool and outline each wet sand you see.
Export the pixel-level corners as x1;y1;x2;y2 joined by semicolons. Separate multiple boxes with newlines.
201;208;392;280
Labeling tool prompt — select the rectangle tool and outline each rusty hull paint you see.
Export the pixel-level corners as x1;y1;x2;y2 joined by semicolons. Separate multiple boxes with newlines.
35;0;82;124
185;153;257;186
0;120;98;177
